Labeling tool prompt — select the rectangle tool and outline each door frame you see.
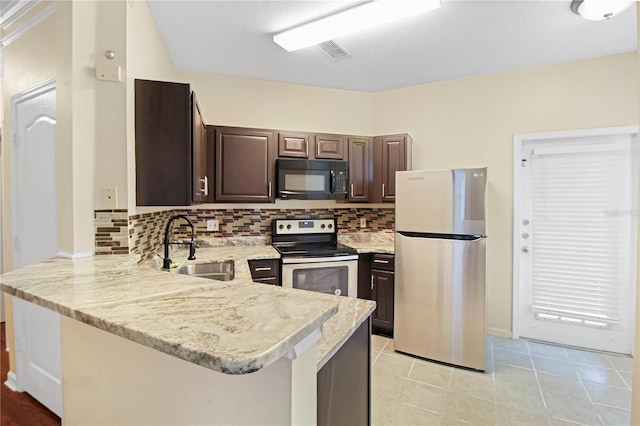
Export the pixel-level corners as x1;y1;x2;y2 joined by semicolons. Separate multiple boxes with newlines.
512;125;639;342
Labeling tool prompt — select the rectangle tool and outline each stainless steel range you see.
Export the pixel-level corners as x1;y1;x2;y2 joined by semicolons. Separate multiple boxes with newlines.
272;219;358;297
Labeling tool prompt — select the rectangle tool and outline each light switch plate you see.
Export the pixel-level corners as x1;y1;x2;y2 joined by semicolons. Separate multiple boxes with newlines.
207;219;219;231
360;217;366;228
101;188;117;209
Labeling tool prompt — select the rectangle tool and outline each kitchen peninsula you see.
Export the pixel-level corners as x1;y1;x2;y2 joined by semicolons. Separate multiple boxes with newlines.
1;248;375;425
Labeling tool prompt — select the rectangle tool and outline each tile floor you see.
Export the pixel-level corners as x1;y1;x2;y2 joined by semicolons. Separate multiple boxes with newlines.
371;335;634;425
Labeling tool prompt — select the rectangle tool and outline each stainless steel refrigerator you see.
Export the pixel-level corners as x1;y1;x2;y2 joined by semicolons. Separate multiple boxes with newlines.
394;168;487;371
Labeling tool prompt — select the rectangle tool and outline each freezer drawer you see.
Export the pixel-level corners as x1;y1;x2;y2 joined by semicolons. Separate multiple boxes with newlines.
394;232;487;370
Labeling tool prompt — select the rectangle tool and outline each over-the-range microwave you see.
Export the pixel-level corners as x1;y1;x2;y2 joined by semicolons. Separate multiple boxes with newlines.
276;159;348;200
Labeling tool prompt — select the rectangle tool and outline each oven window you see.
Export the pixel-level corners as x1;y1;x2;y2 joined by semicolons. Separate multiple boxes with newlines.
284;171;328;192
292;266;348;296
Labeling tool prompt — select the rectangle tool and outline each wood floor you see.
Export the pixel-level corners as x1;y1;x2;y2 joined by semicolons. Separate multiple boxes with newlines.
1;322;61;426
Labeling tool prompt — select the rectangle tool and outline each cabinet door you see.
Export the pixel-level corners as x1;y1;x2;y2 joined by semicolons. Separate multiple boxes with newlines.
215;127;276;203
278;132;312;158
135;79;191;206
315;134;345;160
192;93;209;202
371;269;394;331
373;134;407;203
347;137;371;202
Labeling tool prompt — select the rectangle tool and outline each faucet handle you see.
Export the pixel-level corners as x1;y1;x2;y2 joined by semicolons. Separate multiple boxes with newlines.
188;242;196;261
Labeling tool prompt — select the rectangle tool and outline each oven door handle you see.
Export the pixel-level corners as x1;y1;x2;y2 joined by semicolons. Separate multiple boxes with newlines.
281;255;359;264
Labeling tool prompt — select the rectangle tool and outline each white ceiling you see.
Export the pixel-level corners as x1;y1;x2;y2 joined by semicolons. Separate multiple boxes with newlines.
146;0;638;92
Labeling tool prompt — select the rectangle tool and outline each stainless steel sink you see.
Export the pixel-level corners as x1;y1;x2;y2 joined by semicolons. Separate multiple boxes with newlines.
177;261;234;281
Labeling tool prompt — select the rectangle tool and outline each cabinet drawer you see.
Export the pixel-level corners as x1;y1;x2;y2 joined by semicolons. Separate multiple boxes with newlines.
248;259;281;280
371;254;394;272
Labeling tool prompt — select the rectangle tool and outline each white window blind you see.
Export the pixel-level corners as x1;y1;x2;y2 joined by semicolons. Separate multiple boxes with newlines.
529;141;632;326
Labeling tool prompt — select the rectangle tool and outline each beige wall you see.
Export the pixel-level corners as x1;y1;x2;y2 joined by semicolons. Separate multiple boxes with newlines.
373;52;639;335
178;70;374;136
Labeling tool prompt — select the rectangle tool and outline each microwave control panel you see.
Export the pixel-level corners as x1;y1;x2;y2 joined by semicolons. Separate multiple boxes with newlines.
334;171;347;193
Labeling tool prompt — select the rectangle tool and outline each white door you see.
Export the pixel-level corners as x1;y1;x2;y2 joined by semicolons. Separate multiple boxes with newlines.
11;79;62;417
514;128;638;354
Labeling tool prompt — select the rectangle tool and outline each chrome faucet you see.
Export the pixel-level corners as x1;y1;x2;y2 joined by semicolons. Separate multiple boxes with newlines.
163;215;196;269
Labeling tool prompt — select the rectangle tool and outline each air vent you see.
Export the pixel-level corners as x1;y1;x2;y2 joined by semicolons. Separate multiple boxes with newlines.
318;40;350;60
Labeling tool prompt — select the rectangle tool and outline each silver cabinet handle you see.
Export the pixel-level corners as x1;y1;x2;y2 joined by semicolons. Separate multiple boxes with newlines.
268;182;272;198
373;259;389;264
200;176;208;196
350;183;354;198
371;275;374;290
382;183;385;198
254;267;272;271
305;140;309;157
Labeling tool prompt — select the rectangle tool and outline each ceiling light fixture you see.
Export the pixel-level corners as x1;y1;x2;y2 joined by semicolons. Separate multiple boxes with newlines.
570;0;635;21
273;0;442;52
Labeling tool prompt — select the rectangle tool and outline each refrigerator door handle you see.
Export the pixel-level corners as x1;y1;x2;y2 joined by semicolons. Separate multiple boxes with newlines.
398;231;487;241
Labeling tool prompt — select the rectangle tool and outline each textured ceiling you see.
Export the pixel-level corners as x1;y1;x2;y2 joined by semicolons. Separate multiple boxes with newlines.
146;0;637;92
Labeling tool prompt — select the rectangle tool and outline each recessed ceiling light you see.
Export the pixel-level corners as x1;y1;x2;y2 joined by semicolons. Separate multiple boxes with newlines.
273;0;442;53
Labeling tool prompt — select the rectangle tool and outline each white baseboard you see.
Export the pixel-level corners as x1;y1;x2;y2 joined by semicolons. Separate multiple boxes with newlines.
4;371;18;391
488;328;513;338
56;250;93;259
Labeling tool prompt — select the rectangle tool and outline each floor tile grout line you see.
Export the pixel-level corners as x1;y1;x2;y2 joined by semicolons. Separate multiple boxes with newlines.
529;347;550;413
574;359;607;425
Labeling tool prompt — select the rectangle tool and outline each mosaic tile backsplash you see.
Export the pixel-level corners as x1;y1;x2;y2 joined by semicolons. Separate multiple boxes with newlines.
94;210;129;255
125;207;395;261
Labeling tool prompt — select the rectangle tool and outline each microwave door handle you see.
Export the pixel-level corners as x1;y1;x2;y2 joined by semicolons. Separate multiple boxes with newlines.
330;170;335;194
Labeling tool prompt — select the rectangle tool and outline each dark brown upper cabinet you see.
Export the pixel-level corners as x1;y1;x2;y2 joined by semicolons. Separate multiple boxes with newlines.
278;132;313;158
347;136;372;202
192;93;212;203
214;126;276;203
372;134;412;203
315;134;346;160
135;79;211;206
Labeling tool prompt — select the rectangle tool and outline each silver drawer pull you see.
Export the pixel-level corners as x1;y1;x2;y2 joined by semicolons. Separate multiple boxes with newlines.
373;259;389;264
255;267;272;271
253;277;275;282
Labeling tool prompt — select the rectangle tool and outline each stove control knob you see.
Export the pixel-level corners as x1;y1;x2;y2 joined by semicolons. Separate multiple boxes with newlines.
328;223;333;229
287;224;292;230
321;224;326;229
278;224;284;230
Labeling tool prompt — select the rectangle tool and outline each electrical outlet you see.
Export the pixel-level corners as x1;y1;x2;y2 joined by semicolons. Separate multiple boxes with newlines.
101;188;117;209
360;217;366;228
207;219;219;231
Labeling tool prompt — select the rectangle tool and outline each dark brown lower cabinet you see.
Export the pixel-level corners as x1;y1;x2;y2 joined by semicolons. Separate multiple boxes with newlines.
317;317;370;426
371;269;394;333
248;259;281;286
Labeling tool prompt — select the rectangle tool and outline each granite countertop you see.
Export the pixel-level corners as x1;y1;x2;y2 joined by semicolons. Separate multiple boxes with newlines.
1;243;376;375
0;250;340;375
339;232;395;254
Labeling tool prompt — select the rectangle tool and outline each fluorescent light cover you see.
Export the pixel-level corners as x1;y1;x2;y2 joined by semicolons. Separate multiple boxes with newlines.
572;0;635;20
273;0;442;52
